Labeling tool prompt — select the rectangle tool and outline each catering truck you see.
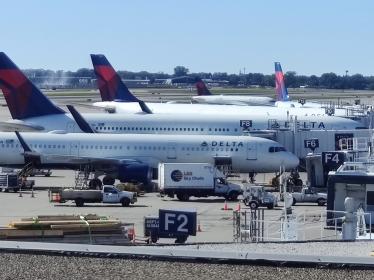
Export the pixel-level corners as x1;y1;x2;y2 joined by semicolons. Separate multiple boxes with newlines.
159;163;242;201
49;185;137;207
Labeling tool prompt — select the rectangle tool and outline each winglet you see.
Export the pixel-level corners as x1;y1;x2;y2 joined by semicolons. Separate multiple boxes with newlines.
15;131;32;152
274;62;290;101
0;52;65;119
194;77;212;96
138;101;152;114
90;54;140;102
66;105;95;133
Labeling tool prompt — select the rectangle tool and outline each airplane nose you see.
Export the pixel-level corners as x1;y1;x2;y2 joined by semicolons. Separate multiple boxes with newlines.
284;153;299;170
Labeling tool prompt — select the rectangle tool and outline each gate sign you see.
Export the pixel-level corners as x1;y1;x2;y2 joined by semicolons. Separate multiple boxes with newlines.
304;138;319;151
335;133;354;150
322;152;345;170
159;209;197;236
240;120;253;129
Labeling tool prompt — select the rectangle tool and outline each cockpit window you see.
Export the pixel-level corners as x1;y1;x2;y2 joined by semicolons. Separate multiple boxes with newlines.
269;146;286;153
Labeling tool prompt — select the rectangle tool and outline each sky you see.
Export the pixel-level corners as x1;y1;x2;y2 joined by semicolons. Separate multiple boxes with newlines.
1;0;373;76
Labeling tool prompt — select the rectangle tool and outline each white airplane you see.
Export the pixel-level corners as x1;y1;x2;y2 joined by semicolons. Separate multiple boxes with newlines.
191;63;344;113
90;55;351;118
0;53;363;134
1;132;299;185
188;76;274;106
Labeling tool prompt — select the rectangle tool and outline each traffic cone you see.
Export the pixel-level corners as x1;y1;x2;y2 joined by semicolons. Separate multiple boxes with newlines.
128;226;136;243
221;200;233;211
236;202;241;212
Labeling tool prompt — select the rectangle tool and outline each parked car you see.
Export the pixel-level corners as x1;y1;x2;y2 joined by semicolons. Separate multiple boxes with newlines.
291;187;327;206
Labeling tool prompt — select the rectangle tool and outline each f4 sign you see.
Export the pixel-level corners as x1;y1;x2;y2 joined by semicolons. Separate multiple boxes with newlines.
304;138;319;152
159;209;197;236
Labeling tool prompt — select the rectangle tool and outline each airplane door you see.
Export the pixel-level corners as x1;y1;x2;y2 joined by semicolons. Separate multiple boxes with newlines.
246;142;257;160
70;141;80;156
167;142;177;159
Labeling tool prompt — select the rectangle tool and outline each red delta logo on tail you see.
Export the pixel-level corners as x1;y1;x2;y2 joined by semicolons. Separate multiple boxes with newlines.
91;54;139;102
0;52;64;120
194;77;211;96
274;62;290;101
92;65;119;101
0;69;32;119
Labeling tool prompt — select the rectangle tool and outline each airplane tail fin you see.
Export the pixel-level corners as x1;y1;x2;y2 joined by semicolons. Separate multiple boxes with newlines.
274;62;290;101
0;52;65;120
194;77;212;96
90;54;139;102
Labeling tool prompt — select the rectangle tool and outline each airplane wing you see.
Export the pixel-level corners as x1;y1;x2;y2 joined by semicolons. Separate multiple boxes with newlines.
0;120;44;132
64;102;109;111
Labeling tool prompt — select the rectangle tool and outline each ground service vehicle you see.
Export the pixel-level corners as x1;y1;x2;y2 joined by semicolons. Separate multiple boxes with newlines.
50;185;137;207
242;185;278;209
0;171;35;192
291;187;327;206
159;163;242;201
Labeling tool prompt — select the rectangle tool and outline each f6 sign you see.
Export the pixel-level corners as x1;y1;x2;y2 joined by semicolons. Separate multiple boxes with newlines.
159;209;197;236
304;138;319;151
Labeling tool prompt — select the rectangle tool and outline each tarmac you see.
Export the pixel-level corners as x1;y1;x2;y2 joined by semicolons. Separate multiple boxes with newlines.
0;90;373;272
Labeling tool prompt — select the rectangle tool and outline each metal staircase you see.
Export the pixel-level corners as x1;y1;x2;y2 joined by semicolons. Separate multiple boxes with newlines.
74;165;92;189
18;162;34;178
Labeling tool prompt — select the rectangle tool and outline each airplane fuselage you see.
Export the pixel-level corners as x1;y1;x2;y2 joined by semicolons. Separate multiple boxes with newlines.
0;133;299;173
93;101;350;118
5;110;363;134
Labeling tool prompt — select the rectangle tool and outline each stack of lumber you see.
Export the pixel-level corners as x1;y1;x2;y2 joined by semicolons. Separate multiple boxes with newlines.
0;214;126;239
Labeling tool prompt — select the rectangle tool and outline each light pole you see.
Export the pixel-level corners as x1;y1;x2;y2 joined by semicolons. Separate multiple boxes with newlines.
344;70;349;92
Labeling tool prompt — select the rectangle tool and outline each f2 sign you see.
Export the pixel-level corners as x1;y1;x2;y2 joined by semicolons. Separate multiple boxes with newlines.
159;209;197;236
304;138;319;152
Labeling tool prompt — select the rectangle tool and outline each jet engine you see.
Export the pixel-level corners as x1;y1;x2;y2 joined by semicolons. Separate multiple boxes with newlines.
118;163;152;184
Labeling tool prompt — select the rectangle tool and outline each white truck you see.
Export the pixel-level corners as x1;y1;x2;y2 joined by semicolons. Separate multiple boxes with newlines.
291;187;327;206
242;185;278;209
159;163;242;201
50;185;137;207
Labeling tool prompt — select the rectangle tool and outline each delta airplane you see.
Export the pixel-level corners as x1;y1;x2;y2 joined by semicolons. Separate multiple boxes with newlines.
191;63;346;115
90;55;352;119
191;77;274;106
0;53;362;134
0;131;299;185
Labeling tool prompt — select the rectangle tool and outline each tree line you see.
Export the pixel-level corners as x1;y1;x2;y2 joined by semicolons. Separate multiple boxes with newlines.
24;66;374;90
